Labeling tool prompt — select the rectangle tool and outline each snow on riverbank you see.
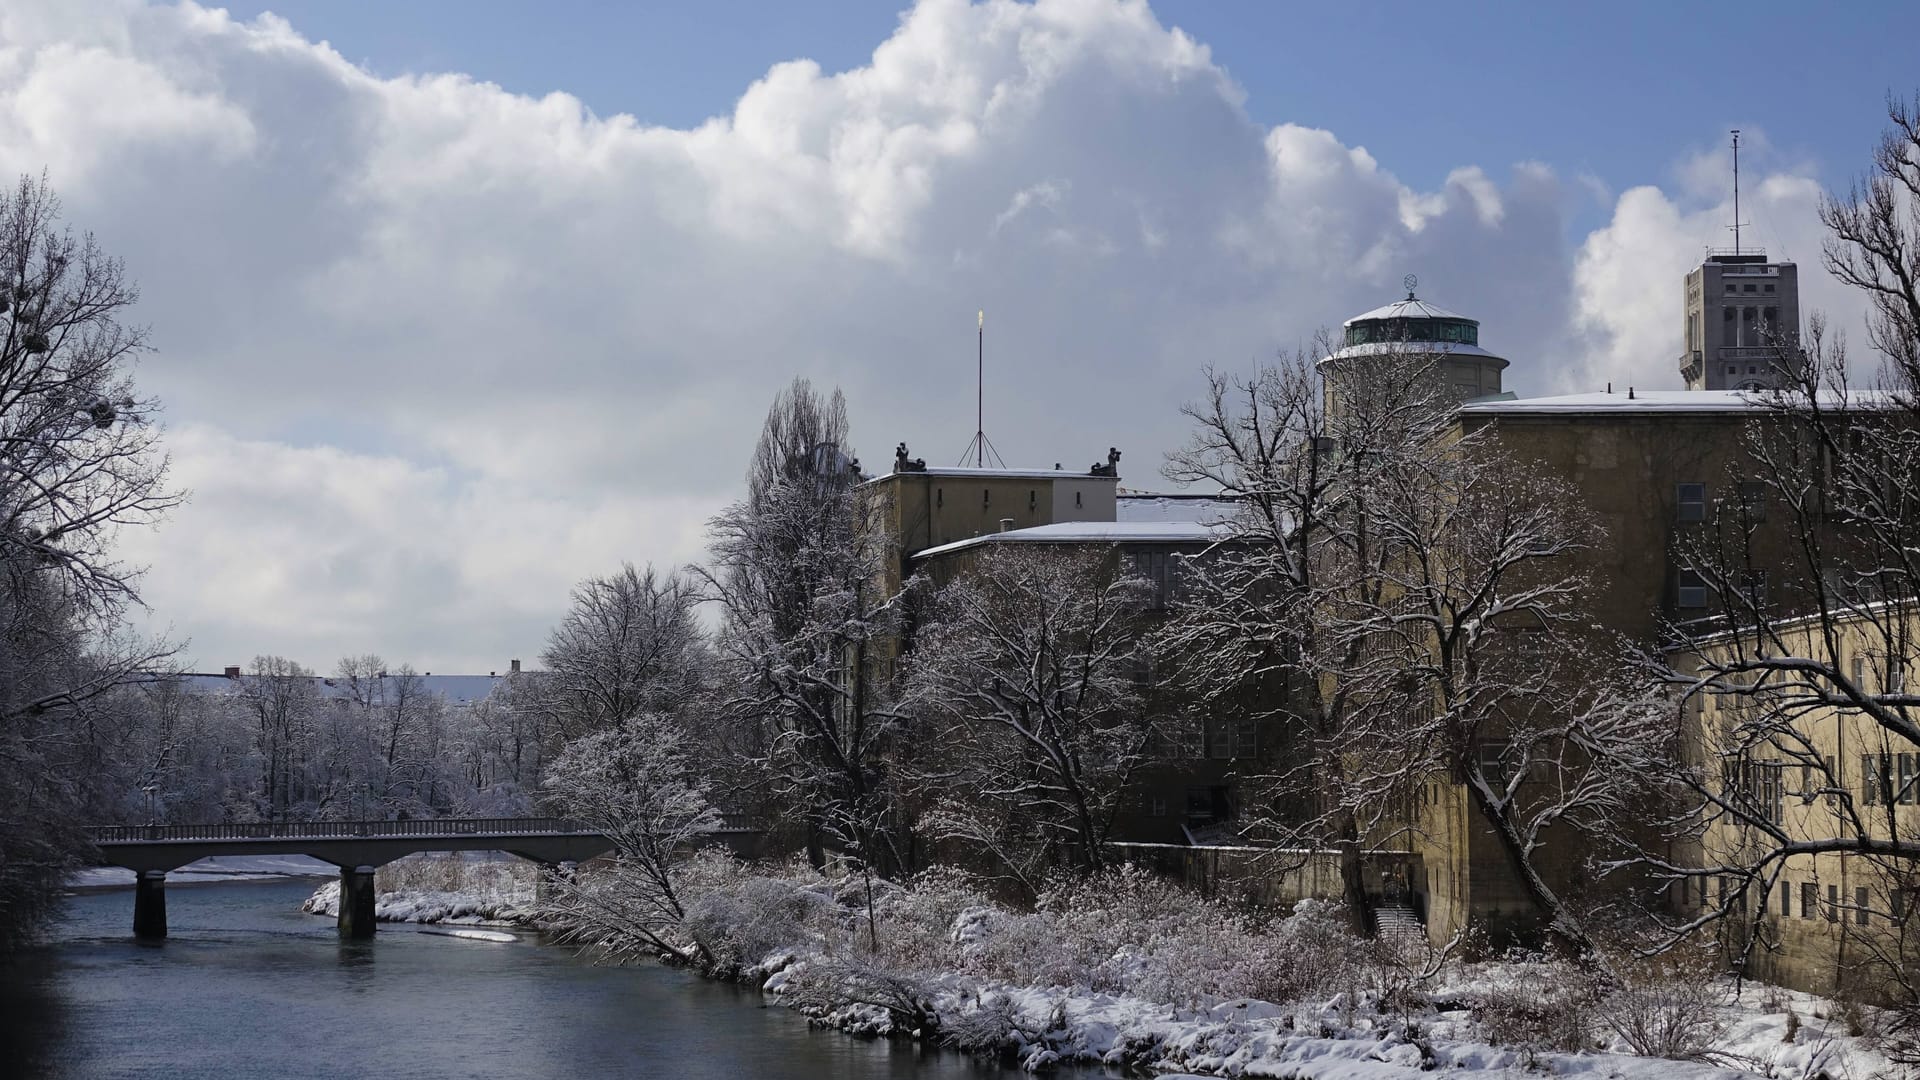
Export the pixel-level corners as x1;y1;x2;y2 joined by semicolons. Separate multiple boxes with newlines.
756;954;1869;1079
300;880;537;927
539;857;1903;1079
70;854;336;889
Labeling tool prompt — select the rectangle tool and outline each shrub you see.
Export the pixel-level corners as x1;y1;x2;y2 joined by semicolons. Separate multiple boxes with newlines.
1595;960;1729;1062
1474;960;1598;1059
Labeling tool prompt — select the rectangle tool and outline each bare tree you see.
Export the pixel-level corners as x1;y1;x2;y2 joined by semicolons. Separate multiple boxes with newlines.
904;544;1153;894
1163;344;1654;956
698;378;905;876
541;563;703;743
0;175;178;948
1618;98;1920;1007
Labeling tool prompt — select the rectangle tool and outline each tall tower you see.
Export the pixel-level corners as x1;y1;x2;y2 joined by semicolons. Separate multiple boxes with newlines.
1679;252;1802;391
1680;133;1803;391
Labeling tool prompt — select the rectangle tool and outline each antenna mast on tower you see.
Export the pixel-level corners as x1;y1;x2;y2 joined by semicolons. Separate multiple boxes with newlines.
958;309;1005;468
1729;129;1747;255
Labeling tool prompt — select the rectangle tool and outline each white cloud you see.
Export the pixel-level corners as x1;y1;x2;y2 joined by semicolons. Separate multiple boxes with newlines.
0;0;1868;669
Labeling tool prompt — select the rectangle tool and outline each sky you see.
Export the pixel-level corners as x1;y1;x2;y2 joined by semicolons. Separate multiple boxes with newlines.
0;0;1912;673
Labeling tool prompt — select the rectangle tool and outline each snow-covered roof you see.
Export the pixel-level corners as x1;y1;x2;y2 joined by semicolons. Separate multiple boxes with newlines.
1115;493;1242;524
913;521;1230;561
1320;341;1507;365
865;466;1121;484
168;671;508;706
1455;390;1902;416
1344;297;1474;325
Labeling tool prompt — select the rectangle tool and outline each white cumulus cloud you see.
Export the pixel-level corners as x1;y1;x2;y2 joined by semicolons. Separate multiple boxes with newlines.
0;0;1871;669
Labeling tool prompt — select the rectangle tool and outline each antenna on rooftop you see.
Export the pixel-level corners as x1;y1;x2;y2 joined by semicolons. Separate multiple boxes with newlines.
1728;130;1749;256
958;309;1005;468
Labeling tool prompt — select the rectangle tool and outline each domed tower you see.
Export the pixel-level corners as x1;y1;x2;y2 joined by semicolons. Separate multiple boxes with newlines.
1318;276;1509;402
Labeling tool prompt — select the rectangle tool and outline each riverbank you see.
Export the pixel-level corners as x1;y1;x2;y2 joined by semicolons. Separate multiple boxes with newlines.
392;855;1901;1078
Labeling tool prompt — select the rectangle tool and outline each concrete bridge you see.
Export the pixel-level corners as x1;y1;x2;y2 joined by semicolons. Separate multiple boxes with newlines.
84;817;755;940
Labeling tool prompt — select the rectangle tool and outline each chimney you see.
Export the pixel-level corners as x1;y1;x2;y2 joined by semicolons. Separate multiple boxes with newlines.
1628;386;1636;399
510;658;521;674
223;665;241;679
999;518;1015;532
490;671;496;677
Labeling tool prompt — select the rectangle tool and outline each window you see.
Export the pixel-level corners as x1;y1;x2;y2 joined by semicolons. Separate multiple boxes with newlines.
983;488;990;507
1677;569;1708;609
1828;884;1840;922
1865;753;1894;806
1075;491;1082;509
1176;712;1204;759
1725;283;1737;294
1826;755;1839;806
1727;365;1738;376
1697;875;1709;907
1897;889;1909;925
1853;655;1868;690
1677;482;1707;522
1857;887;1871;925
1136;551;1171;609
1028;489;1036;511
1903;753;1918;805
936;487;943;508
1744;282;1758;293
1148;794;1167;818
1765;282;1776;293
1802;882;1818;920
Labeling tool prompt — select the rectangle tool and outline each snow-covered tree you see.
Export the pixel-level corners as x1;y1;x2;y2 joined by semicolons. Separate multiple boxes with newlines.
539;714;719;964
1163;343;1660;955
904;544;1153;893
0;175;178;948
698;378;905;876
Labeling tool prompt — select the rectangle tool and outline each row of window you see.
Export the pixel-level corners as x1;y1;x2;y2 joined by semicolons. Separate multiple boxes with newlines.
1343;318;1480;347
1724;281;1780;294
1716;754;1920;817
1691;876;1885;926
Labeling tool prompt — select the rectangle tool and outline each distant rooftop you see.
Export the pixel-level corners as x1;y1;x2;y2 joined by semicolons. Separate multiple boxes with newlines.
167;671;510;706
913;520;1230;561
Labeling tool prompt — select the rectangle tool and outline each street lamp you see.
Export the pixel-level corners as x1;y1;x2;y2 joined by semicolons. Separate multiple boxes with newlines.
143;784;158;838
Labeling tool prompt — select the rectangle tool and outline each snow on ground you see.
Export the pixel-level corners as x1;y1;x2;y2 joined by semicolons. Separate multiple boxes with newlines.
300;878;536;928
757;955;1796;1079
70;854;336;888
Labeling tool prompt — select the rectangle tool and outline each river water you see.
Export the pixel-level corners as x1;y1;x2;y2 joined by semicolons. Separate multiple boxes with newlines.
1;879;1105;1079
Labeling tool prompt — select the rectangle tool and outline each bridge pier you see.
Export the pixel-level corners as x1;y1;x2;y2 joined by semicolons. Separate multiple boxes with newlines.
338;865;378;939
133;870;168;939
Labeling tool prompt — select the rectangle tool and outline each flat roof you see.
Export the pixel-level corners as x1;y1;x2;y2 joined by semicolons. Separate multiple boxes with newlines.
913;521;1230;560
865;466;1120;484
1458;389;1894;417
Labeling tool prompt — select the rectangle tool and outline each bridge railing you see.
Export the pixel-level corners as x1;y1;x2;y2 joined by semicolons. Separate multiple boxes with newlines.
85;814;765;844
85;817;598;844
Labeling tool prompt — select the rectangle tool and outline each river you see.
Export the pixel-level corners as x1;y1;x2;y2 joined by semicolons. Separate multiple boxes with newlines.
0;879;1112;1079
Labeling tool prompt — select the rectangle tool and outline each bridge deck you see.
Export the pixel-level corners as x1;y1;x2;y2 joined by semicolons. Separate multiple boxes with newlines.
83;816;761;874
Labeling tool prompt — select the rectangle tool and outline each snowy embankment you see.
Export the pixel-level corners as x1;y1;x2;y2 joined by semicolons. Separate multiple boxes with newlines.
299;853;538;927
753;953;1866;1079
70;854;336;889
539;857;1899;1079
299;880;536;927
